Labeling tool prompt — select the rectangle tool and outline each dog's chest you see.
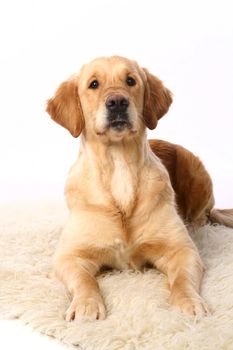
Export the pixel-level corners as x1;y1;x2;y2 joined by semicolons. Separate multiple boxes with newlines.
110;149;136;214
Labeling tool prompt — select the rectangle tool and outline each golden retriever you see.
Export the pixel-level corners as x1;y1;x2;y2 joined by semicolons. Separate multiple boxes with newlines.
46;56;233;321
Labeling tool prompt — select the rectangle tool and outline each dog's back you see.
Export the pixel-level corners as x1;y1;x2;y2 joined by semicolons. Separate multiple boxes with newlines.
150;139;233;228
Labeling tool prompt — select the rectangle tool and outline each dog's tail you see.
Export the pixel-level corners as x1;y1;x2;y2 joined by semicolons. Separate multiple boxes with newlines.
209;208;233;228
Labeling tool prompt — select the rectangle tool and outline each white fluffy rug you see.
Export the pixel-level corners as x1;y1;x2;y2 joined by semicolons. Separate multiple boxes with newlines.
1;201;233;350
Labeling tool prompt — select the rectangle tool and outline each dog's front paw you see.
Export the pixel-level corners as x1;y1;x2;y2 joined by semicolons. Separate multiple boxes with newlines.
170;293;210;316
65;295;106;321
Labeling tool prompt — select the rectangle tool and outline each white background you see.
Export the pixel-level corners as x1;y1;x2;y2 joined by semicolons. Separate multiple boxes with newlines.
0;0;232;348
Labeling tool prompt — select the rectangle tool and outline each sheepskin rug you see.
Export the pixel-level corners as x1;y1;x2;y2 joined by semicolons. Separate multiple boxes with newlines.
1;200;233;350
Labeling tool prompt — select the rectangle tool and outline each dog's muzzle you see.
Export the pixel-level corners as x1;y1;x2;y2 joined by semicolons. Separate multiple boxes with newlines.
105;94;132;131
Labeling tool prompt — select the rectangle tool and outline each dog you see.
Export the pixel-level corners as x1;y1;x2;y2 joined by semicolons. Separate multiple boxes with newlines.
46;56;233;321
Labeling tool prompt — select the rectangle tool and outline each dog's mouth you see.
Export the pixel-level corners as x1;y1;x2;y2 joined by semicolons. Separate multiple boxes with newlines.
96;113;135;137
109;120;132;132
107;112;132;132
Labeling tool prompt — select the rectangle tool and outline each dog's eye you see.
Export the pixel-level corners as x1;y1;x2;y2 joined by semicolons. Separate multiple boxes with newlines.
89;80;99;89
126;76;136;87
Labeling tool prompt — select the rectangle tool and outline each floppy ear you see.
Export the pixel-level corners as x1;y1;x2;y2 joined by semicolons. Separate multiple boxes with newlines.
46;78;84;137
143;69;173;129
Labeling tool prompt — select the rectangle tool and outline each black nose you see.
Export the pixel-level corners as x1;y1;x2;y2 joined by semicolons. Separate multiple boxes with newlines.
105;95;129;112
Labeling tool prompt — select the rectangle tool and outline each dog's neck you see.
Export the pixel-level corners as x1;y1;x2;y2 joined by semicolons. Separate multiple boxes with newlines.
79;131;153;216
80;131;151;169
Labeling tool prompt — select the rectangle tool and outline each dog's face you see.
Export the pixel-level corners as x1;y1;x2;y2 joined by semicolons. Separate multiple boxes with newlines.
47;56;172;142
78;56;145;141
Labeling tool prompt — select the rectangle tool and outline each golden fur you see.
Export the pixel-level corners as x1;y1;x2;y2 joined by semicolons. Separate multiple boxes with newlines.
46;56;232;322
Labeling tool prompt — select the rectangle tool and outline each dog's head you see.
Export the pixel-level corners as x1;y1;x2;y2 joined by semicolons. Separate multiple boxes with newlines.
46;56;172;142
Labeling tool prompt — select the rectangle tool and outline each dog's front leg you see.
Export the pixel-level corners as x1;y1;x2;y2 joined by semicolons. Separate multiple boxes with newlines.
54;211;121;321
55;253;106;321
163;243;209;316
132;207;209;316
